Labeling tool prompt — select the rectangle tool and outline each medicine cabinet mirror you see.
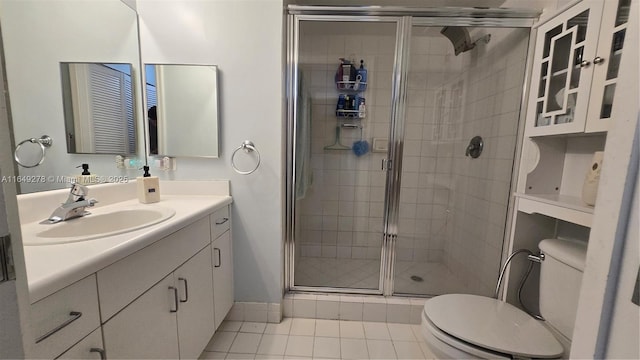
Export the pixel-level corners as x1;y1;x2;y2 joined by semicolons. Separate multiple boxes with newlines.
60;63;137;155
144;64;220;158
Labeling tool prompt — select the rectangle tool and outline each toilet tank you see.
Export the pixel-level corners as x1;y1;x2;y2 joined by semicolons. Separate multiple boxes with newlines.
538;238;588;340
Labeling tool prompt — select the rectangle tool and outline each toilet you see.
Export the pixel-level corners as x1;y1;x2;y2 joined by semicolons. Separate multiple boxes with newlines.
421;238;588;359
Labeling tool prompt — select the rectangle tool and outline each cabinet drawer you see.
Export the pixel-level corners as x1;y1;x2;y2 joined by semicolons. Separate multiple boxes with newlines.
56;327;104;359
29;275;100;359
210;205;230;239
97;216;211;321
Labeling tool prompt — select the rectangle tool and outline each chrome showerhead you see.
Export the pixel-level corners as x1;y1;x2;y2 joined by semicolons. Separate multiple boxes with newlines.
440;26;491;56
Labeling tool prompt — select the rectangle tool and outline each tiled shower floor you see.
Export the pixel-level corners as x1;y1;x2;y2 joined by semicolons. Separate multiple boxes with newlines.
294;257;466;295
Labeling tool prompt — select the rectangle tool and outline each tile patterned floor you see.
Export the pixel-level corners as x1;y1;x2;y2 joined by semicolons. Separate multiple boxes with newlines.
294;257;465;295
200;318;436;360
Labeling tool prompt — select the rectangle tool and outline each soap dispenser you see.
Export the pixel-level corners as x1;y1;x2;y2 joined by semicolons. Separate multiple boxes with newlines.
137;166;160;204
75;164;97;185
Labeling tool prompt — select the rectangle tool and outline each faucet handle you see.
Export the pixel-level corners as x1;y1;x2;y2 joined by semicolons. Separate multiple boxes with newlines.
70;184;89;196
66;184;89;203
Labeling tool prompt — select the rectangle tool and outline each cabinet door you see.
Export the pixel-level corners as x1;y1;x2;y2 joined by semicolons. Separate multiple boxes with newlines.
526;2;604;136
212;231;233;330
585;0;632;132
102;274;179;359
175;246;215;360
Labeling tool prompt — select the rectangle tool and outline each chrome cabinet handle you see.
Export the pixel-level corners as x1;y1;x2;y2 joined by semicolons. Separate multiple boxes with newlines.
214;248;221;268
215;217;229;225
35;311;82;343
90;347;107;360
169;286;179;313
593;56;605;65
178;277;189;303
580;60;591;67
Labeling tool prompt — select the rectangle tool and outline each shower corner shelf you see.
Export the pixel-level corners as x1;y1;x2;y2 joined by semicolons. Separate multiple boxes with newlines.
514;192;594;227
336;109;366;119
336;81;368;92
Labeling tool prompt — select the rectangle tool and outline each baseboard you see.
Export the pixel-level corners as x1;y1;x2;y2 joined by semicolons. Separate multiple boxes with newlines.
225;302;282;323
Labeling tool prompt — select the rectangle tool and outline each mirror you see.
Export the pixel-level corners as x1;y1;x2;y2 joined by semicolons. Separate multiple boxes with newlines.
60;63;136;155
144;64;219;158
0;0;144;193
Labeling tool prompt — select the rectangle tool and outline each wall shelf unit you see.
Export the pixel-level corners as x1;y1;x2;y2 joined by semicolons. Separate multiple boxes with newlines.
515;192;593;228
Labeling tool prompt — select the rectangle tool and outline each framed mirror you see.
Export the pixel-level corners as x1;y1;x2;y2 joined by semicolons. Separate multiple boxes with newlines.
145;64;219;158
0;0;144;193
60;63;136;155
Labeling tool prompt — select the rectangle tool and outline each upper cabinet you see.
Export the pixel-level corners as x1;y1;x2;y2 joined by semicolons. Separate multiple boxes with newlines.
526;0;630;136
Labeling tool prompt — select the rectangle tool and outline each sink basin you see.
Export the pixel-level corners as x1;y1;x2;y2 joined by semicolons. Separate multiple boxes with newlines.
24;206;176;245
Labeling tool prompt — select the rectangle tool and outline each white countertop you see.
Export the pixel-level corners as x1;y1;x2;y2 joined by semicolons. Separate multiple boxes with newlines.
19;181;232;303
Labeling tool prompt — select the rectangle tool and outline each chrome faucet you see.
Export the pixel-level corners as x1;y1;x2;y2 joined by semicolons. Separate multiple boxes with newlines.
45;184;98;224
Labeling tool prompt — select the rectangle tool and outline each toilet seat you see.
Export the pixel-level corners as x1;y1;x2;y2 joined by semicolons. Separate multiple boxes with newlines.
423;294;564;359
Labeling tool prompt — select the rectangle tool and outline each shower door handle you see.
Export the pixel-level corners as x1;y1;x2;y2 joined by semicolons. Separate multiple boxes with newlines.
381;159;392;171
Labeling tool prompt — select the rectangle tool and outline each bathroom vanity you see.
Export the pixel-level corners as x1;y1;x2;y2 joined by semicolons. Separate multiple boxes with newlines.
17;180;233;359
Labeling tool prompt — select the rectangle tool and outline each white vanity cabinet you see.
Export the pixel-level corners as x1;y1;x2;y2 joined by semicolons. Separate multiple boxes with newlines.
28;275;101;359
526;0;631;136
175;246;216;360
211;206;233;330
102;273;180;359
102;246;214;359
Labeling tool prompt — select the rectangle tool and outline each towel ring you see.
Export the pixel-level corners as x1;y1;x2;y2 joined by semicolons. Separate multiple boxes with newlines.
231;140;261;175
14;135;53;168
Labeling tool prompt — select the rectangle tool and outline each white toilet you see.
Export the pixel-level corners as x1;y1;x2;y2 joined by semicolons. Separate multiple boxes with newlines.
421;238;588;359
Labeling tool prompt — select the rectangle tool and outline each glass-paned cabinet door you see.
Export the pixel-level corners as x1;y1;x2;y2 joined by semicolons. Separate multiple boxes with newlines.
526;1;604;136
585;0;631;133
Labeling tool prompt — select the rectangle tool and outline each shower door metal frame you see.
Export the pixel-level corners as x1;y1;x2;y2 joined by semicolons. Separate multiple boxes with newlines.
286;13;408;296
285;6;541;296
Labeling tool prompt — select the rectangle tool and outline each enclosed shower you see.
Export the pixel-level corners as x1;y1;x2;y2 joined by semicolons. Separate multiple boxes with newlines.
286;7;537;297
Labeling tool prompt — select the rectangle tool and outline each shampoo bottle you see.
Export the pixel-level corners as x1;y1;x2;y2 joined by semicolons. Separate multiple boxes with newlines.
357;60;367;84
137;166;160;204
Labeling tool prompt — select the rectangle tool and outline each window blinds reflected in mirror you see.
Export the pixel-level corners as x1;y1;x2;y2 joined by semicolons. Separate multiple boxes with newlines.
60;63;136;155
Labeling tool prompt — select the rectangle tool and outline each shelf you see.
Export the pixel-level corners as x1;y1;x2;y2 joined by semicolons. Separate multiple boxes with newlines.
515;192;593;227
336;109;365;119
336;81;367;92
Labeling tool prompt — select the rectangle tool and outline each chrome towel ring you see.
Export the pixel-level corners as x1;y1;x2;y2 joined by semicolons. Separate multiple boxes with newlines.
14;135;53;168
231;140;261;175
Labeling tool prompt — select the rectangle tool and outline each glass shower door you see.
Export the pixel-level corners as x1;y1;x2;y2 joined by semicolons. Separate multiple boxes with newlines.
392;24;530;296
292;20;399;291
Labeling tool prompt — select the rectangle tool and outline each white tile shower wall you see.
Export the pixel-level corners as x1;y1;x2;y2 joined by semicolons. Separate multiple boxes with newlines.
394;28;528;296
395;33;461;268
445;28;529;296
296;22;397;261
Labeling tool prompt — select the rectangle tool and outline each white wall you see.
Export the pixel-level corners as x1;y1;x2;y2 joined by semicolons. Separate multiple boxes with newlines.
0;0;143;193
137;0;284;303
604;168;639;359
571;0;639;355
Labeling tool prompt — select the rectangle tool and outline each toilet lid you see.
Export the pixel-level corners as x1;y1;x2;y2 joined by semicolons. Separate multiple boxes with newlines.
424;294;564;358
